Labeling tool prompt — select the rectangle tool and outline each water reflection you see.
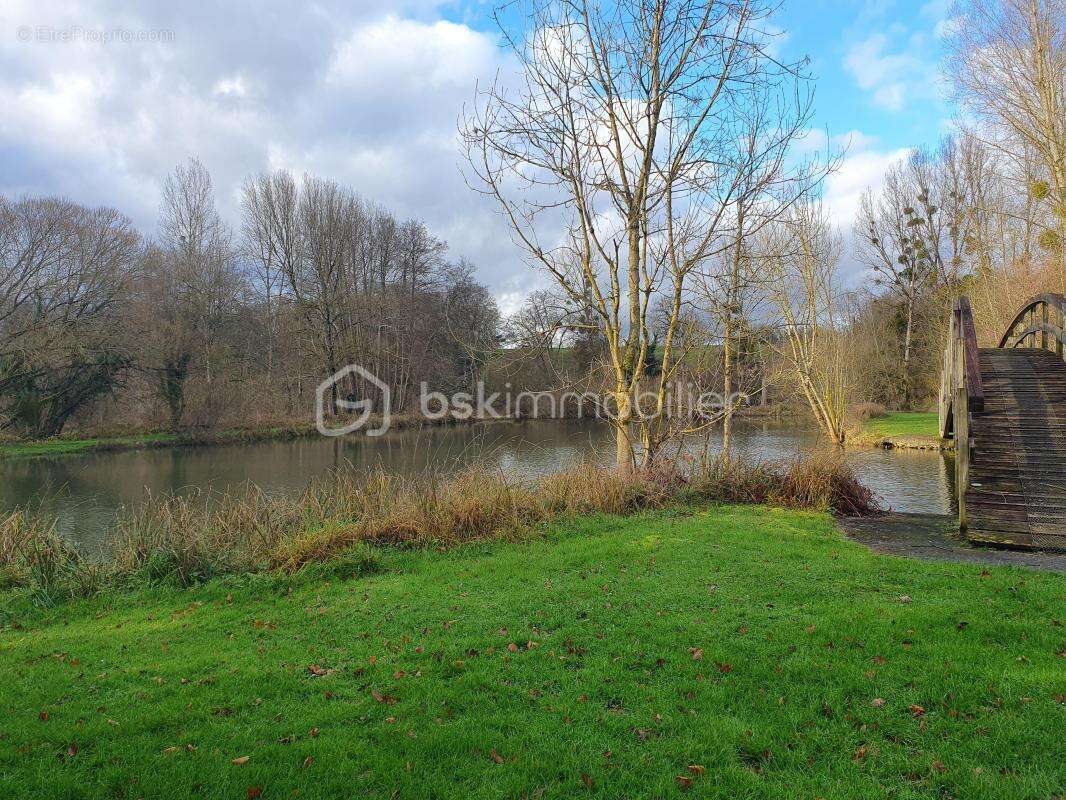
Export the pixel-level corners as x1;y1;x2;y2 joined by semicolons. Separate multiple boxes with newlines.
0;419;954;553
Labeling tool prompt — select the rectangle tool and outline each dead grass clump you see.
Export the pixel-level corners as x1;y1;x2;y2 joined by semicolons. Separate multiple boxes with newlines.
851;402;888;422
6;453;876;595
0;510;100;602
775;450;879;516
272;463;671;571
693;451;879;516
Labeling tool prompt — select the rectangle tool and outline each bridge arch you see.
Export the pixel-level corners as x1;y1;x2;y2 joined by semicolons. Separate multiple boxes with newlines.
939;294;1066;550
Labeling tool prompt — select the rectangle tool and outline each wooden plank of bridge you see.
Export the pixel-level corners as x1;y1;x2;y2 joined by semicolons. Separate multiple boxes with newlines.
964;347;1066;549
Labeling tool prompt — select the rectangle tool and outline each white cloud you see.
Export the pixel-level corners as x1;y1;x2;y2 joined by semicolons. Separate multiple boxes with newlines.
0;1;546;301
212;75;248;98
817;134;912;284
843;31;931;112
825;145;912;230
842;0;955;114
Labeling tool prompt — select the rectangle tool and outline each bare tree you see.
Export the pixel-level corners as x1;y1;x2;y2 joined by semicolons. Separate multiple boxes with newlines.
855;157;942;407
765;201;853;445
141;158;241;429
0;196;139;436
463;0;818;470
242;170;301;379
947;0;1065;252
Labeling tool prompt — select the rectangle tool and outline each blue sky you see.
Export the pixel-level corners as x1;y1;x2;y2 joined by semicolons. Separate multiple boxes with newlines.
0;0;957;304
442;0;956;153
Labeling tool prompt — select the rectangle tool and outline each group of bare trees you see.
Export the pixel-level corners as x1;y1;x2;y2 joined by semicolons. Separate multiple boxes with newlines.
3;0;1057;458
0;161;499;438
852;0;1063;407
463;0;831;470
472;0;1063;466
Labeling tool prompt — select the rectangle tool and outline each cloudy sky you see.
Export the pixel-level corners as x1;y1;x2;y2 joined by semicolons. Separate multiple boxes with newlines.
1;0;955;312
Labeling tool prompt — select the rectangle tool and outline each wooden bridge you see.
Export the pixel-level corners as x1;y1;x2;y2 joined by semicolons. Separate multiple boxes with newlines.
940;294;1066;550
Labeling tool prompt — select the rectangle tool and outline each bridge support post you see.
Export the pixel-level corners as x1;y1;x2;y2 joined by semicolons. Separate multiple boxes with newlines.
954;385;969;532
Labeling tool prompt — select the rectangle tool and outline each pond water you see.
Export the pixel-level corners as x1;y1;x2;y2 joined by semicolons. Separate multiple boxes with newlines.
0;420;955;554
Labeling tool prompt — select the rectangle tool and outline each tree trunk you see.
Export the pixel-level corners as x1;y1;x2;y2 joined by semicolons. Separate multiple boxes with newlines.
902;297;915;408
722;315;734;464
614;384;633;473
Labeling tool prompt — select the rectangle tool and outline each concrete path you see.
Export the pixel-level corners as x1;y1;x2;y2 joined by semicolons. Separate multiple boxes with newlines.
838;513;1066;573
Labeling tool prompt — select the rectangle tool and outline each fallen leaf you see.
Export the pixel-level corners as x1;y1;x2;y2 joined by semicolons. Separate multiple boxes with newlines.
303;756;314;768
689;648;703;661
246;788;262;800
932;760;946;773
581;772;594;790
908;704;926;717
871;698;886;708
715;662;733;674
309;727;320;737
899;595;912;604
852;745;867;762
675;775;693;790
231;756;250;766
489;748;504;764
38;711;49;722
687;765;705;776
307;665;335;678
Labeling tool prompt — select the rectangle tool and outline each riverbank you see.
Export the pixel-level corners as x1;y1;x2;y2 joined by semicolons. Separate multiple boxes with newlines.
852;412;951;451
1;505;1061;799
0;405;808;460
0;414;468;460
1;455;875;597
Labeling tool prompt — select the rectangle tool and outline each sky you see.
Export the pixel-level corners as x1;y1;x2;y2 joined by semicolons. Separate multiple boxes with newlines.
0;0;957;313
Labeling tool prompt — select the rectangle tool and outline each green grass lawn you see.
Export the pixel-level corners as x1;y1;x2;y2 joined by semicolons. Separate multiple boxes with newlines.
863;412;940;440
0;433;181;458
1;506;1062;799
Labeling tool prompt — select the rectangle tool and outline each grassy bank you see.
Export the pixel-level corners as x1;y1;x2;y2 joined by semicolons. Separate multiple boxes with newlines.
0;414;482;459
0;426;314;459
853;412;949;451
0;456;875;599
864;412;939;439
1;506;1062;799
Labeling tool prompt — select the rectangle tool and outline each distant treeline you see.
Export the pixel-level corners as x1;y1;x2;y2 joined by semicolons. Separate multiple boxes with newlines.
0;160;500;439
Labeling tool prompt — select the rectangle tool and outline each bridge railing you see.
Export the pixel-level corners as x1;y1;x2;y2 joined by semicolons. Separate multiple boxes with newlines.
997;293;1066;357
939;296;983;530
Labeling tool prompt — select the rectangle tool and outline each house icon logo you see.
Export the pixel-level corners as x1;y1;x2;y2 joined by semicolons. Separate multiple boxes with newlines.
315;365;391;437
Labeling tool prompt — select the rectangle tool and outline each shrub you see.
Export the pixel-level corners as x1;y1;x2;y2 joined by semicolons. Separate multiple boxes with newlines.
851;402;888;422
692;450;879;516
